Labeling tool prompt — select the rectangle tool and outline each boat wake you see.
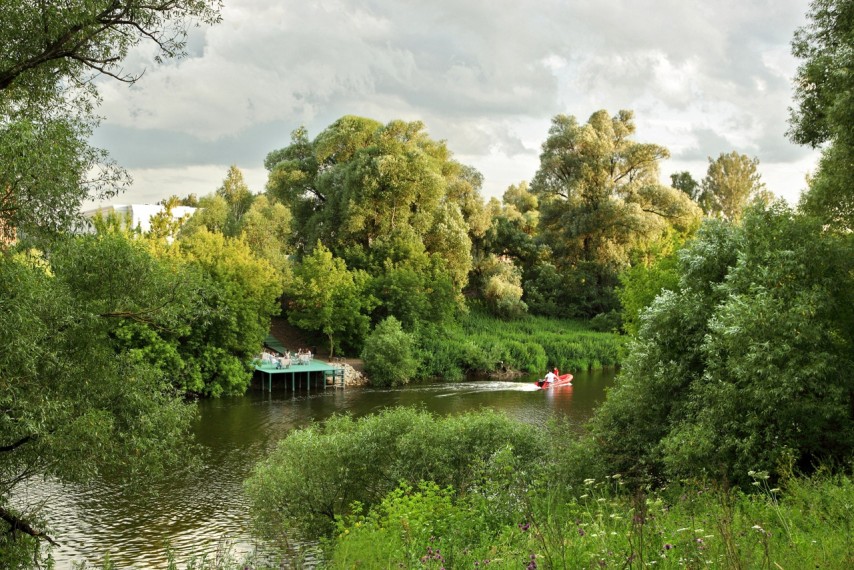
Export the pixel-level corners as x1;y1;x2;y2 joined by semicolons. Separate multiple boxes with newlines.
433;381;541;397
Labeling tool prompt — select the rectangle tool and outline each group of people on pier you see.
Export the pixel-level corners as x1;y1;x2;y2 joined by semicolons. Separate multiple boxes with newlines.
258;348;313;369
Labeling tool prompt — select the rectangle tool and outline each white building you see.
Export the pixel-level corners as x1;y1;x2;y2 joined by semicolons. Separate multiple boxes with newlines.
81;204;196;234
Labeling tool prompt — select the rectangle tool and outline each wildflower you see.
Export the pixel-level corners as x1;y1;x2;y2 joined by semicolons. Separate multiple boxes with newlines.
527;552;538;570
663;543;674;550
584;478;596;485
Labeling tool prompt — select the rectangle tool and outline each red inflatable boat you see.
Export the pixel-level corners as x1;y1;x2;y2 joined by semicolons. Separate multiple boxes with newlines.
535;373;573;389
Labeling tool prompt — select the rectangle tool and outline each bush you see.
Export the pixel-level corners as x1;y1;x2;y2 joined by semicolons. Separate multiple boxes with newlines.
361;316;419;387
593;207;854;487
589;310;622;333
245;407;546;541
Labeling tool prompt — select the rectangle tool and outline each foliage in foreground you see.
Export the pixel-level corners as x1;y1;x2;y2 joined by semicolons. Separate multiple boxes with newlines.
594;204;854;488
0;245;197;566
244;407;546;541
326;469;853;569
243;409;852;569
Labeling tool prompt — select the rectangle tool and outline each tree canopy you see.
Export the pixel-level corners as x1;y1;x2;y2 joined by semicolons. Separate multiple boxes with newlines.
0;243;197;557
697;152;770;222
529;110;700;316
284;242;375;357
265;116;484;281
265;116;488;338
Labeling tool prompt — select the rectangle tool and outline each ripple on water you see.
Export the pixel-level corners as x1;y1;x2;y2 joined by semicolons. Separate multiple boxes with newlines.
14;370;615;568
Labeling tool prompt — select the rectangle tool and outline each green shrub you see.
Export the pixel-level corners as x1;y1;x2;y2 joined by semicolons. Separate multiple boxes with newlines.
245;407;546;541
361;316;419;387
594;208;854;487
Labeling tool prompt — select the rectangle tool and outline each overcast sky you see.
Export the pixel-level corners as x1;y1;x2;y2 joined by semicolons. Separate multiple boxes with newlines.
90;0;818;207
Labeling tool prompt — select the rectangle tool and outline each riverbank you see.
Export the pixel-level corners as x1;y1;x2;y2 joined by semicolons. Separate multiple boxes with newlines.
268;311;624;386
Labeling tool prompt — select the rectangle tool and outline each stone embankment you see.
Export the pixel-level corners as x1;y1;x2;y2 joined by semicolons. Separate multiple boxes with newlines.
338;362;368;387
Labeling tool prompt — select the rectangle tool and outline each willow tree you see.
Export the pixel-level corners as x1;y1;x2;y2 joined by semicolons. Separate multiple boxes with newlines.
266;116;488;327
530;110;700;316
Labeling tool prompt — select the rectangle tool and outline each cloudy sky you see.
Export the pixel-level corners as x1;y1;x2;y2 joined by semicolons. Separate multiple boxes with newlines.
90;0;818;207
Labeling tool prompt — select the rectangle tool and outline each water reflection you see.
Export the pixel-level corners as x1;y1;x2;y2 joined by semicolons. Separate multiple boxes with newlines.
19;369;615;568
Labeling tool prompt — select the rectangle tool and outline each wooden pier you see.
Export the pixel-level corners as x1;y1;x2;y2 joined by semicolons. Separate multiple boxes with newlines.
254;358;345;392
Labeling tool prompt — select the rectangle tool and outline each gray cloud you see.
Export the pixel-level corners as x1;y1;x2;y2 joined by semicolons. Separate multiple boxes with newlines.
92;0;816;204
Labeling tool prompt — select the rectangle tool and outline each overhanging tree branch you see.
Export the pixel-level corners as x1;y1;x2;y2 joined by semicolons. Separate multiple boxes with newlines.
0;505;58;546
0;435;35;454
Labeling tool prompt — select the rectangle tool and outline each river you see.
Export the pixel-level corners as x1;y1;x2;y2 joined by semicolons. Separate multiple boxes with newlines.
20;368;615;568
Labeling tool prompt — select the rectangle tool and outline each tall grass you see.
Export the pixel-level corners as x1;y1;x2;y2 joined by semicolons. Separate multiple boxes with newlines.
325;470;853;569
416;309;624;380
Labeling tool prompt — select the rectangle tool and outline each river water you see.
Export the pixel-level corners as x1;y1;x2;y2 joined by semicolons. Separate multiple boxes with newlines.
21;369;615;568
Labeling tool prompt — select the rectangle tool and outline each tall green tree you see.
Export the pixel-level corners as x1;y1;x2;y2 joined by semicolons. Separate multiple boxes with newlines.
530;110;700;316
174;229;282;396
216;165;254;235
265;116;485;322
180;169;294;285
475;182;545;315
0;0;221;243
284;242;376;357
698;152;771;222
594;205;854;487
239;194;294;285
148;195;192;241
670;171;701;202
789;0;854;230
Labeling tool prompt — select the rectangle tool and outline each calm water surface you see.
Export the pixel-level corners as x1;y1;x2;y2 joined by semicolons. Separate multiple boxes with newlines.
23;369;615;568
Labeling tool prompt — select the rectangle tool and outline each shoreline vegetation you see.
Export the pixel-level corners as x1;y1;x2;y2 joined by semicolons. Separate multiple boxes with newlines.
237;408;852;570
268;310;624;387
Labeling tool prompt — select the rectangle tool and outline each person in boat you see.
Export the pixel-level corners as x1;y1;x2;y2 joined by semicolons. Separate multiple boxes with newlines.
553;367;560;378
538;368;557;387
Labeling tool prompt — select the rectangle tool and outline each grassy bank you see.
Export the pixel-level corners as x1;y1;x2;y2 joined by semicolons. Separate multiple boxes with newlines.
238;409;852;569
416;309;624;381
326;470;852;569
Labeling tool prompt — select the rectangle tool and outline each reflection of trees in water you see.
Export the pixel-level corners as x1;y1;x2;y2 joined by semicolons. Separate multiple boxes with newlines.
33;370;615;567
